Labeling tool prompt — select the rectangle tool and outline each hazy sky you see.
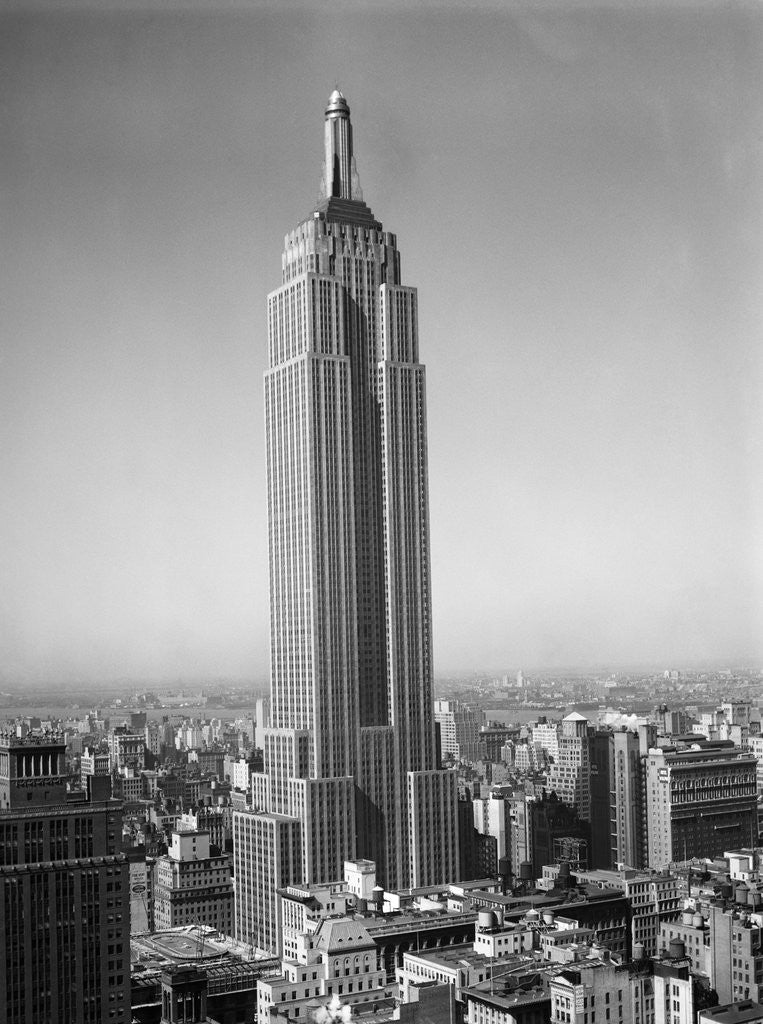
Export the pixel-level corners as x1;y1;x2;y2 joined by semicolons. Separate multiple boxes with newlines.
2;1;761;685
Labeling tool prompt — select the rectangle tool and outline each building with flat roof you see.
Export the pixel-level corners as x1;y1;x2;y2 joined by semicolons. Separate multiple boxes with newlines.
233;808;301;955
652;938;720;1024
129;934;281;1024
109;725;145;772
81;745;111;788
154;830;233;935
434;701;486;762
541;867;682;957
548;712;591;822
707;904;763;1005
0;730;130;1024
531;721;560;763
465;979;550;1024
644;742;758;869
699;1001;763;1024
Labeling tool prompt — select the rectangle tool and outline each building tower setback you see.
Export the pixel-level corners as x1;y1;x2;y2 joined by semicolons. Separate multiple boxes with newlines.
236;92;459;951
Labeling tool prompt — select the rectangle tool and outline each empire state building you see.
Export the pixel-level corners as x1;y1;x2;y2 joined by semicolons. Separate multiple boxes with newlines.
234;92;459;954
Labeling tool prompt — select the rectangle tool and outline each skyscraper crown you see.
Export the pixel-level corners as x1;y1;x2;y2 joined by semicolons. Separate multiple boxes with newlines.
321;88;363;204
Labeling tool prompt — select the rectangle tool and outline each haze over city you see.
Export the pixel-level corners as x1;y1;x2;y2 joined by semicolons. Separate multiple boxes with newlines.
2;1;761;685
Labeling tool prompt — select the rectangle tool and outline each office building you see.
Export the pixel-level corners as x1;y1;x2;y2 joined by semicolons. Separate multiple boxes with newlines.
508;790;533;879
624;871;681;956
434;700;486;762
479;724;515;763
611;728;648;869
153;829;233;935
144;721;163;759
233;808;302;954
548;712;591;821
81;745;112;790
655;704;691;738
531;720;560;763
589;728;614;869
0;730;130;1024
238;90;459;952
531;792;589;876
179;805;229;854
127;847;153;933
548;957;631;1024
707;904;763;1005
473;788;510;862
108;726;145;772
224;756;251;794
652;939;720;1024
644;741;757;869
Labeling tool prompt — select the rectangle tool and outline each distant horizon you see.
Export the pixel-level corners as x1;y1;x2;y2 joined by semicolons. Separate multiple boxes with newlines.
1;656;761;694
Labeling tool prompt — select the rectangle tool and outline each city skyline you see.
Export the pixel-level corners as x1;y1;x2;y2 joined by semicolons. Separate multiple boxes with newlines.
3;2;761;684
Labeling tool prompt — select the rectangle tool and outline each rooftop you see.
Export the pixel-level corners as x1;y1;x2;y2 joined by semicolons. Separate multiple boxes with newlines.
131;925;270;971
402;941;491;970
0;730;65;746
363;907;477;937
313;918;375;953
466;983;549;1012
699;1001;763;1024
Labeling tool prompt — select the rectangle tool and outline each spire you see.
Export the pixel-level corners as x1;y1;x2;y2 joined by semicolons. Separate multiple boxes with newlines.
324;89;353;200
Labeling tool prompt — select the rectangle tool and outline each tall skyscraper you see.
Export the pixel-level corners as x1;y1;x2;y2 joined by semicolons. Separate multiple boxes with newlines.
0;731;130;1024
547;711;591;820
610;727;650;869
235;90;459;953
588;728;614;869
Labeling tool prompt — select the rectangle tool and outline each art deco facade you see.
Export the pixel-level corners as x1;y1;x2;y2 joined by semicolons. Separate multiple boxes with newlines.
237;91;458;952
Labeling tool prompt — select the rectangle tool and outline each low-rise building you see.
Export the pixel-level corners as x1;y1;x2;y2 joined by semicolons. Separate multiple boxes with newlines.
660;909;710;975
652;938;719;1024
550;955;631;1024
256;917;391;1023
398;942;525;1010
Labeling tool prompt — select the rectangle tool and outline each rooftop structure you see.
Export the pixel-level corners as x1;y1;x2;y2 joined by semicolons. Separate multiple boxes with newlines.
699;1001;763;1024
0;729;67;808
